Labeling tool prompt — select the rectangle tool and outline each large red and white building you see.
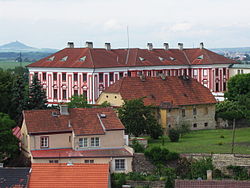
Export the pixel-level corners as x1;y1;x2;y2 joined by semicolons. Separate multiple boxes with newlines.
27;42;236;104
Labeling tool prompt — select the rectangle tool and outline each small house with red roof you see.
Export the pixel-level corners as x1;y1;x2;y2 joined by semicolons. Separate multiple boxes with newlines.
21;107;133;173
97;76;217;131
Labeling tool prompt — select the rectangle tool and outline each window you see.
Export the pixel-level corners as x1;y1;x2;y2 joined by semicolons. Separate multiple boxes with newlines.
238;70;241;74
62;73;66;81
204;107;208;115
223;68;226;76
128;71;131;77
223;82;227;91
40;136;49;148
83;73;87;82
241;70;244;74
74;73;78;81
215;68;219;76
83;91;87;98
203;69;207;76
62;90;67;99
204;123;208;127
49;160;58;163
181;109;185;117
193;123;197;128
90;137;100;147
193;69;198;76
109;73;114;81
115;159;125;170
69;136;71;142
74;89;78;96
193;107;197;116
53;89;58;99
99;73;103;82
216;83;219;92
34;72;38;77
119;72;123;78
43;73;46;81
85;160;94;164
79;138;88;148
53;73;57;81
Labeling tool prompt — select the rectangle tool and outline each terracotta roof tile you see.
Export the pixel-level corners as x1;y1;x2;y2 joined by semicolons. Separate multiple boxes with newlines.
23;108;124;135
27;48;236;68
31;148;133;158
29;163;109;188
12;126;21;140
104;77;216;107
175;180;250;188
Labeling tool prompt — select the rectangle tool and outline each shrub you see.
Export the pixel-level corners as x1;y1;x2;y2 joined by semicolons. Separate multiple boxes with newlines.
166;152;180;161
217;142;223;145
127;172;146;181
220;135;225;138
168;129;180;142
148;123;163;139
176;123;191;137
227;165;249;180
111;173;126;188
131;139;145;153
191;158;214;179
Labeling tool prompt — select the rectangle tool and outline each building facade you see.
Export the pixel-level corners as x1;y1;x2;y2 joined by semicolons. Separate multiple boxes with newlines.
97;76;217;131
21;106;133;173
27;42;236;104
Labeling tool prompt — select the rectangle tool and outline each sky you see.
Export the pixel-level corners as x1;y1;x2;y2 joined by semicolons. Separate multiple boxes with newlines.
0;0;250;49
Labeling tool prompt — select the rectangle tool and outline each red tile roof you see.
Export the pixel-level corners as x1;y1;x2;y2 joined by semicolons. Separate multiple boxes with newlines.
23;108;124;135
29;163;109;188
31;148;133;158
104;76;217;107
175;180;250;188
12;126;21;140
27;47;236;68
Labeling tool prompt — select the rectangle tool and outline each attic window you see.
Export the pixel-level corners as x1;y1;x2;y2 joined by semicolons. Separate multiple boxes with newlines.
79;56;86;62
158;57;164;61
197;55;204;59
170;57;175;61
47;56;55;61
61;56;68;61
100;114;106;118
139;57;145;61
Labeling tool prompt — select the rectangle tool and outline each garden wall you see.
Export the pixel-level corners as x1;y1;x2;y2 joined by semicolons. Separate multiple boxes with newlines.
126;180;165;188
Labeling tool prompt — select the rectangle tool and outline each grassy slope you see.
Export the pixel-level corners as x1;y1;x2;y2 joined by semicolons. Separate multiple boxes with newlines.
0;61;31;70
149;128;250;154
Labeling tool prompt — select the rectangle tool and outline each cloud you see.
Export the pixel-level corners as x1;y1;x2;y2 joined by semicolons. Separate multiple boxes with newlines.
169;23;193;32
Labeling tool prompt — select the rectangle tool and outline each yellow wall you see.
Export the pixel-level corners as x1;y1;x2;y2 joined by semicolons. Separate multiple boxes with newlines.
20;120;31;157
74;130;125;150
32;156;133;173
97;92;124;106
229;68;250;77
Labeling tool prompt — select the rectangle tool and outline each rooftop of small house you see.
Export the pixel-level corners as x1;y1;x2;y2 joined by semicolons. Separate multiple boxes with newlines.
23;107;124;135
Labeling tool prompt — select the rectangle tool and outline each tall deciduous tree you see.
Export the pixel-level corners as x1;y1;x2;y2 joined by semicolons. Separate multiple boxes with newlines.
0;113;19;163
28;74;47;110
68;95;92;108
118;98;162;138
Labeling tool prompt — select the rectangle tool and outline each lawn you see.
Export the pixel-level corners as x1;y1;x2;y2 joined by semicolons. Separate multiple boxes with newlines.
148;127;250;154
0;61;31;70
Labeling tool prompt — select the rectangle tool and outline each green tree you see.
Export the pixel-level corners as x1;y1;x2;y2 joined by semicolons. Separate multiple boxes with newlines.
28;74;47;110
225;73;250;101
10;75;28;124
0;70;15;115
68;95;92;108
0;113;19;163
118;98;160;137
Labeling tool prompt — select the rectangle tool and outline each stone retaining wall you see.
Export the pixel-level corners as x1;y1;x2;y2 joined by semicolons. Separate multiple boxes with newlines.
126;180;165;188
132;153;156;174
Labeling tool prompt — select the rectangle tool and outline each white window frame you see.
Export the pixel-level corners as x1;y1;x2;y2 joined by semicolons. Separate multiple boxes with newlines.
85;160;94;164
40;136;49;148
79;138;88;148
193;69;198;76
115;159;125;171
90;137;100;147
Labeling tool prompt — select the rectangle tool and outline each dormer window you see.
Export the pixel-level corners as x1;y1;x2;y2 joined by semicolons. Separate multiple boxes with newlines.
47;56;55;61
170;57;175;61
139;57;145;61
61;56;68;61
79;56;86;62
158;57;164;61
197;55;204;59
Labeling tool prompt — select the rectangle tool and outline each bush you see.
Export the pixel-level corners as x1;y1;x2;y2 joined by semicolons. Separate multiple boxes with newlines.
217;142;223;145
131;139;145;153
220;135;225;138
127;172;146;181
111;173;126;188
148;123;163;139
144;146;179;165
176;123;191;137
168;129;180;142
227;165;249;180
191;158;214;179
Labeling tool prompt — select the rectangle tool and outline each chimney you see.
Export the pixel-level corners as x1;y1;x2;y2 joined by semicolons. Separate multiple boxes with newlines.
147;43;153;51
85;41;93;48
67;42;74;48
105;43;111;51
200;42;204;49
163;43;169;50
178;43;183;50
207;170;212;180
60;105;69;115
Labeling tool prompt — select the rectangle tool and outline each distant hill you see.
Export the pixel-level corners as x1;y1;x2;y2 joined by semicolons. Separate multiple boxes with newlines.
210;47;250;54
0;41;57;53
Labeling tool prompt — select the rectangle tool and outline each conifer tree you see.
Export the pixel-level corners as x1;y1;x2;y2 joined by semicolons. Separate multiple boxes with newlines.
28;74;47;109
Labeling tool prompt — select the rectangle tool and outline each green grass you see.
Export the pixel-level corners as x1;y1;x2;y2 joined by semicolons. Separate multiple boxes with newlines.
0;61;31;70
148;128;250;154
